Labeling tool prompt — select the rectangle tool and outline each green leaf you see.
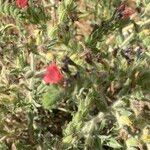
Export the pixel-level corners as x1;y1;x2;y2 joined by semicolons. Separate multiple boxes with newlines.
105;138;122;149
126;137;138;148
137;70;150;91
42;85;63;109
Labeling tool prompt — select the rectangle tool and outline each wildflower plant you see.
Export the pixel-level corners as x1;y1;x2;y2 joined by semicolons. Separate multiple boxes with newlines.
0;0;150;149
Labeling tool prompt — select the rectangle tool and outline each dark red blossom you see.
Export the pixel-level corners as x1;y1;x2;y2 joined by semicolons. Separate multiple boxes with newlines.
43;63;63;84
16;0;28;8
117;3;126;12
116;3;135;19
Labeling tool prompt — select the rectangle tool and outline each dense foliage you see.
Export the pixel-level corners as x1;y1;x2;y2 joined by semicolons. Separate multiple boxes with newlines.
0;0;150;149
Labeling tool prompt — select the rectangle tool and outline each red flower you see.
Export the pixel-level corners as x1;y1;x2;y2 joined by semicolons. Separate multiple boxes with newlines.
43;63;63;84
16;0;28;8
122;7;135;19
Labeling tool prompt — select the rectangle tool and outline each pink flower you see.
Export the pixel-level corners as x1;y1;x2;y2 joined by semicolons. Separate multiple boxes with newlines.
16;0;28;8
43;63;63;84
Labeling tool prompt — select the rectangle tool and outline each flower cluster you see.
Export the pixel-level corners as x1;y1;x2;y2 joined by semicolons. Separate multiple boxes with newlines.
16;0;28;8
43;63;64;84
